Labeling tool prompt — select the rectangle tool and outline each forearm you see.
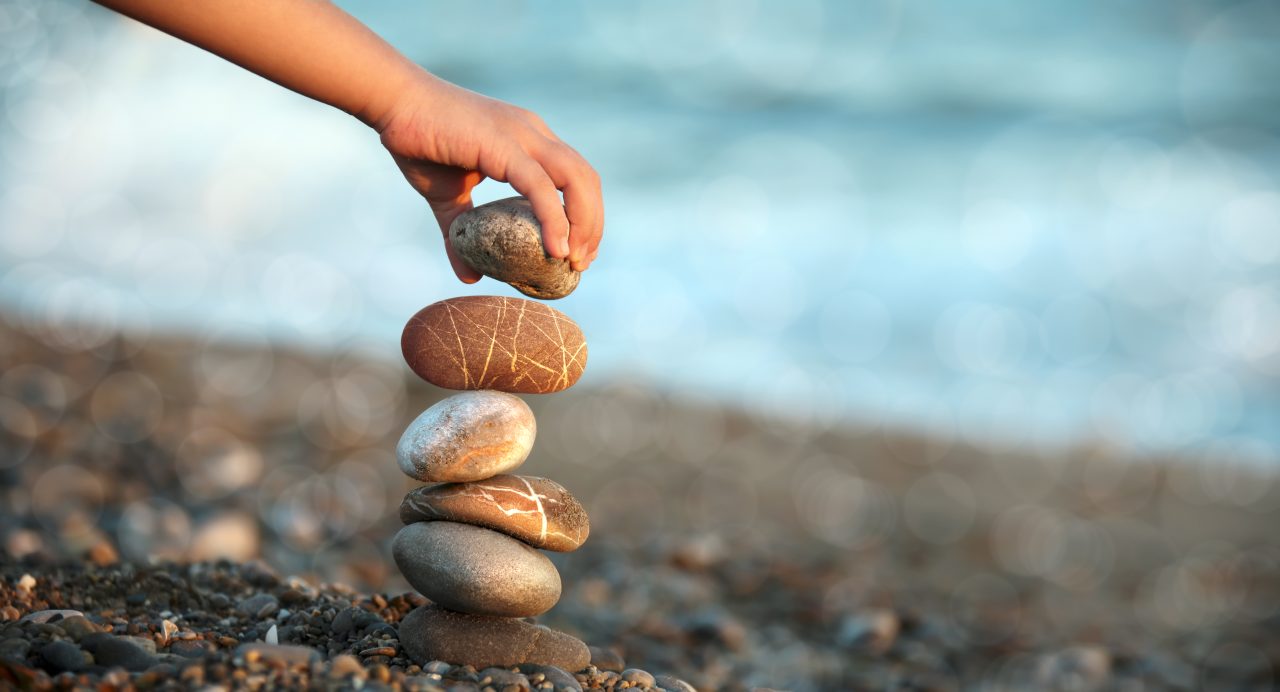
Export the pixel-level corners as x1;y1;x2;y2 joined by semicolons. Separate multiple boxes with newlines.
93;0;421;128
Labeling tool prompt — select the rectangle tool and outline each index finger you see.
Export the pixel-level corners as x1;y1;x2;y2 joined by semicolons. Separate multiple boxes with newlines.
504;154;571;258
535;142;603;271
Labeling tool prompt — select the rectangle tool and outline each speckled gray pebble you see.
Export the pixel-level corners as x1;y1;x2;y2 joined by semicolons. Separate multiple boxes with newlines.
38;640;91;673
480;666;531;689
397;391;535;483
422;660;453;675
81;634;157;672
0;638;31;660
588;646;625;672
622;668;656;688
123;635;157;655
237;593;280;618
170;640;217;658
58;615;101;641
393;522;561;618
517;664;582;692
450;196;581;299
654;675;698;692
398;605;589;671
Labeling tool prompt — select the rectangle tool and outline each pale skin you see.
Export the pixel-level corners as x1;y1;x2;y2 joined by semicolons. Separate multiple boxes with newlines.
91;0;604;281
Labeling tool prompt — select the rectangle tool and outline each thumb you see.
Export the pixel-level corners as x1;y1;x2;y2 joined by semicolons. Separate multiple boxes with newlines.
432;201;483;284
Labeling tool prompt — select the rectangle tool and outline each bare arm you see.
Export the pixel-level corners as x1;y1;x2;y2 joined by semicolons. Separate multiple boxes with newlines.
93;0;603;278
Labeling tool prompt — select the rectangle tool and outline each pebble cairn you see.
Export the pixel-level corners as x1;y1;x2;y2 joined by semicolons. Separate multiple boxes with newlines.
390;202;593;671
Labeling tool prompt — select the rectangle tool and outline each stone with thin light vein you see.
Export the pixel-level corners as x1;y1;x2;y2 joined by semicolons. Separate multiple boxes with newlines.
400;474;589;551
397;391;535;482
401;296;587;394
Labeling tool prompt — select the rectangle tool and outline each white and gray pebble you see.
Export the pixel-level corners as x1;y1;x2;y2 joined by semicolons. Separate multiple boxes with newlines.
655;675;699;692
20;609;84;624
622;668;656;688
397;391;535;483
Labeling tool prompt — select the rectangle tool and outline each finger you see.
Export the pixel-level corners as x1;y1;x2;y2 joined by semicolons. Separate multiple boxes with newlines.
518;108;560;142
445;243;483;283
578;212;603;270
505;154;570;258
535;142;602;268
431;200;483;284
585;236;601;266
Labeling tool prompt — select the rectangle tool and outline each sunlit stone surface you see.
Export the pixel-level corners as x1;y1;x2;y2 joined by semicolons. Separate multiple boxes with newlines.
450;196;580;300
400;474;588;552
398;604;588;670
392;521;562;618
401;297;587;394
396;391;535;483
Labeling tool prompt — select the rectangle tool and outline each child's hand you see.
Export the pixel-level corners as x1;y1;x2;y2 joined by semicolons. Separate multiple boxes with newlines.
91;0;603;285
377;74;603;283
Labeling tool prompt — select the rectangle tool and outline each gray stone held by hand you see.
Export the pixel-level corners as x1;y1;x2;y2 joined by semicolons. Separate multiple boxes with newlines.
450;196;581;299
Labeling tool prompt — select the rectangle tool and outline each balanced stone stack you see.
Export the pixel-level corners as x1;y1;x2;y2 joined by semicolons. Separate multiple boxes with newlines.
392;197;592;671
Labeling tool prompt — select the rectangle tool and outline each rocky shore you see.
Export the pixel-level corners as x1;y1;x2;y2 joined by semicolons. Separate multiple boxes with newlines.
1;315;1278;690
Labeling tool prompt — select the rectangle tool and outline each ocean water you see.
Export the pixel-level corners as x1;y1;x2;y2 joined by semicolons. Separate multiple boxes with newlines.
1;0;1277;463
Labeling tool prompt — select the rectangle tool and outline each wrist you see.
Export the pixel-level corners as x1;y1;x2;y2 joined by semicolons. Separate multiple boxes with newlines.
356;62;435;134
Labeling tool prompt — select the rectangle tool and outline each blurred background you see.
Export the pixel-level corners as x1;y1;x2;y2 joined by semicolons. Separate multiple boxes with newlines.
1;0;1278;689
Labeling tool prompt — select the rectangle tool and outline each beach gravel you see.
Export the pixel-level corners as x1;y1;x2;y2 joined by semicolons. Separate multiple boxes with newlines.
1;318;1277;690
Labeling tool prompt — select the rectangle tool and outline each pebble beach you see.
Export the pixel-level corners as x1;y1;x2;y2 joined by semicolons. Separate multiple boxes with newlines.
2;313;1278;690
3;1;1279;689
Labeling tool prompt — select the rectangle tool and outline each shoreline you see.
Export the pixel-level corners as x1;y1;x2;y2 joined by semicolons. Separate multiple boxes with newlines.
2;313;1277;689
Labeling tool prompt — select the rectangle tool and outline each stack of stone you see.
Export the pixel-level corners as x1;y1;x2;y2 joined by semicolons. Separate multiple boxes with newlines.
391;197;593;672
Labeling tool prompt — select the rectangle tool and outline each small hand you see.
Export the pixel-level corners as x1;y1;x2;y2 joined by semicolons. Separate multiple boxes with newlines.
377;73;603;282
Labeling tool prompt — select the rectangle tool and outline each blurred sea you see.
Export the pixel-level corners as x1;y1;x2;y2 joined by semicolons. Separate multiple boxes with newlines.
1;0;1278;462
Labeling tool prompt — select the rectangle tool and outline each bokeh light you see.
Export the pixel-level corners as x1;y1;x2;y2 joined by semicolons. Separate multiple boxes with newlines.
118;497;192;561
175;427;264;501
88;370;163;443
792;455;896;549
30;463;105;532
902;473;976;545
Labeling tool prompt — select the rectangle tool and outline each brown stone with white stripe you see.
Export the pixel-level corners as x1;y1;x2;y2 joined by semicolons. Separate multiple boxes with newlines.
399;474;589;552
401;296;587;394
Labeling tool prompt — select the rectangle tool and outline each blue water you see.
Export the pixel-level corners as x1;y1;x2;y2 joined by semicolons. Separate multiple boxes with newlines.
1;0;1278;462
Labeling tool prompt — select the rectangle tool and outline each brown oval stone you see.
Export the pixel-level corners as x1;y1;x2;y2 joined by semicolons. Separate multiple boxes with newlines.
398;605;589;671
401;296;587;394
400;475;590;552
